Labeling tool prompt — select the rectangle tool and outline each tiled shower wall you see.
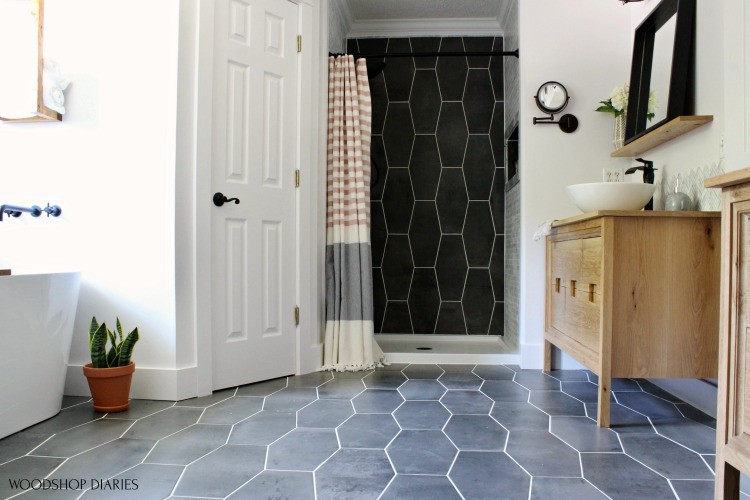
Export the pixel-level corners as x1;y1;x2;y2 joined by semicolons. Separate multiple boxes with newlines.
350;37;505;335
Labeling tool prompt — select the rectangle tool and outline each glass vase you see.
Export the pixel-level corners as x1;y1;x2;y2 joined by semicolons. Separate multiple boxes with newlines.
613;113;626;151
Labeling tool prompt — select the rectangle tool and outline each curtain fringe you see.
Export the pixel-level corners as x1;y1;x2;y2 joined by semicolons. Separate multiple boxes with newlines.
322;357;389;372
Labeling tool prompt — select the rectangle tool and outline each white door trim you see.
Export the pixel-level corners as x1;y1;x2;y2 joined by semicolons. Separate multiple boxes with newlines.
175;0;327;397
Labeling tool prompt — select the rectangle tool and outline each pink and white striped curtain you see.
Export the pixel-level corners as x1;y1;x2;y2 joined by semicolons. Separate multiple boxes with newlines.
323;55;385;371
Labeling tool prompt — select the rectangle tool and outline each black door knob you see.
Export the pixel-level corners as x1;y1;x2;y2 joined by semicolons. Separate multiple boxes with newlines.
213;192;240;207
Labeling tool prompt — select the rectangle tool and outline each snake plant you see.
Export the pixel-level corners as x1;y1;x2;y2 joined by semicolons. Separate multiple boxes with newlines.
88;317;139;368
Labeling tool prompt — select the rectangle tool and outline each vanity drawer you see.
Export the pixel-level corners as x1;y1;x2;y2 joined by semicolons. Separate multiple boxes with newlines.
549;283;601;353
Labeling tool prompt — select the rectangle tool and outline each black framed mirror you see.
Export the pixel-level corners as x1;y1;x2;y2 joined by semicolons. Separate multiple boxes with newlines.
624;0;695;144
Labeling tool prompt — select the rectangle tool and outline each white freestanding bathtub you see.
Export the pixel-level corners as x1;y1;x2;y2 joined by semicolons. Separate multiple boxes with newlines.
0;272;81;439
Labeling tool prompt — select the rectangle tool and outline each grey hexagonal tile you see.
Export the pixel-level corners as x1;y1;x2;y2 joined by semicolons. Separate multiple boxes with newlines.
173;445;266;498
615;392;683;420
506;430;580;477
402;364;444;379
102;399;173;420
489;101;504;167
353;389;404;414
481;380;529;402
440;390;493;414
22;405;102;437
462;267;494;333
584;403;655;434
410;70;441;134
383;103;414;168
318;378;366;400
463;136;495;201
122;407;202;441
436;102;468;167
383;38;414;102
30;419;133;458
364;370;407;389
0;456;66;499
562;381;604;403
381;475;461;499
337;414;400;449
145;424;231;465
381;235;414;301
435;235;468;301
84;463;183;500
264;387;318;412
409;202;441;268
371;135;389;201
409;136;441;201
408;271;441;335
387;430;457;474
582;453;675;499
550;416;622;452
529;390;585;416
49;438;156;484
439;371;483;390
315;449;394;500
199;396;263;425
267;428;339;471
228;471;314;500
435;302;467;334
473;364;515;380
514;370;561;391
436;38;468;101
0;433;50;465
228;411;296;445
444;415;507;451
637;379;684;402
399;379;446;400
463;69;494;133
394;401;451;430
653;418;716;454
382;169;414;235
545;369;589;382
297;399;353;428
491;401;550;431
530;478;608;500
449;451;530;499
620;433;713;479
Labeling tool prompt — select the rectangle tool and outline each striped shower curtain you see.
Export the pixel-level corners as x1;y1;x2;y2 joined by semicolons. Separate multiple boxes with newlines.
323;55;385;371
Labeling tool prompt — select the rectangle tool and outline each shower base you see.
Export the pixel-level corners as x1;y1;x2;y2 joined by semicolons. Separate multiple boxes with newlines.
376;334;520;365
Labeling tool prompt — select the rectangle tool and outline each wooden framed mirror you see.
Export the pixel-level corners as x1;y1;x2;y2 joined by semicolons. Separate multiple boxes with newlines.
0;0;61;123
624;0;695;144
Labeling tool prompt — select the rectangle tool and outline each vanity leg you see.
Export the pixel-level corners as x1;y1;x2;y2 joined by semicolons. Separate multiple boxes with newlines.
715;458;741;500
597;371;611;428
543;340;552;372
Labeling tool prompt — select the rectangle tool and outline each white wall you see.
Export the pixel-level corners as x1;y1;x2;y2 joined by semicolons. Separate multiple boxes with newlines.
328;0;349;52
0;0;181;395
518;0;633;367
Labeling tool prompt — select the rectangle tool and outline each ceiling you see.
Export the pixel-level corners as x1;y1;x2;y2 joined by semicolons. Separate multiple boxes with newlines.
344;0;509;21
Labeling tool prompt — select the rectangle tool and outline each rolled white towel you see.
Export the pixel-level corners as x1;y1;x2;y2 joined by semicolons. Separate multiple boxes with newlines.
532;221;555;241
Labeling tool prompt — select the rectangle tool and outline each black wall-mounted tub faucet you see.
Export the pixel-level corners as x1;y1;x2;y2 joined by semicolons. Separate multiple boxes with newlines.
625;158;657;210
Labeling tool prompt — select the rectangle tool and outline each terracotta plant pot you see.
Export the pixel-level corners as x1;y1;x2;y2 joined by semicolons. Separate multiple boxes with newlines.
82;362;135;413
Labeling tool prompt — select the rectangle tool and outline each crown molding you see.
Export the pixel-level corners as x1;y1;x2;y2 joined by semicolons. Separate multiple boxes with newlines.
347;17;503;38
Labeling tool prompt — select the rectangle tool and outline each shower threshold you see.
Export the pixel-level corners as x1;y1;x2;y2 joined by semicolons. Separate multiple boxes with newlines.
376;334;519;365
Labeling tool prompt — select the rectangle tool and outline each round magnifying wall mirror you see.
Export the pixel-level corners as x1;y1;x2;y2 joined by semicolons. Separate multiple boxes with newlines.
535;81;569;114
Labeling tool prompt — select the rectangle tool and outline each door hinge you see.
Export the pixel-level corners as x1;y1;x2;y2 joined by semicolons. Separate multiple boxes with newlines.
297;35;302;53
295;169;300;188
294;306;300;326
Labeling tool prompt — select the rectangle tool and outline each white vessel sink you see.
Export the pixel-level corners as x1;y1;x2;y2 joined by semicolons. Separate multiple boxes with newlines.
566;182;656;212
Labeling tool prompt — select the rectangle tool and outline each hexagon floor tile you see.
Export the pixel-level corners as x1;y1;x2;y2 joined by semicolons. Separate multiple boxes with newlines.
0;367;728;499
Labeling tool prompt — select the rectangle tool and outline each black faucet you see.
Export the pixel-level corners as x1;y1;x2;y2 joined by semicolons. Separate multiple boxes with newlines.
625;158;657;211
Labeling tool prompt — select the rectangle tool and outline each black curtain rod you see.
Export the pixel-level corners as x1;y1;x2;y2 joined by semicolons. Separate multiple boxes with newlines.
329;49;519;59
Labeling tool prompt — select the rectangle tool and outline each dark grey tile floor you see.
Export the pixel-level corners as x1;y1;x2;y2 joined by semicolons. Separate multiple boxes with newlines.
0;364;741;499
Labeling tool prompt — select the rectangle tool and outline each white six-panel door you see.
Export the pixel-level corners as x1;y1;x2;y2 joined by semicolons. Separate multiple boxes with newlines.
211;0;298;390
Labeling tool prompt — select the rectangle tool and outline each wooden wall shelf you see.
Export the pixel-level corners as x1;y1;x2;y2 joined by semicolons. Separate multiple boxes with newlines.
610;115;713;158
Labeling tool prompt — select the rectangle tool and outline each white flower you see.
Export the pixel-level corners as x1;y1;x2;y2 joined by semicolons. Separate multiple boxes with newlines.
610;85;629;112
42;59;70;115
648;89;659;114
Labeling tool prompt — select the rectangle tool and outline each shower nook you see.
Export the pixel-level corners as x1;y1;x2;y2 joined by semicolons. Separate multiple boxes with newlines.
333;33;520;363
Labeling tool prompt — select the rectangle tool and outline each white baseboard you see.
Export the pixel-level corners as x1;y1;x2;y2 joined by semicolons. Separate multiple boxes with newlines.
520;343;544;369
65;365;198;401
